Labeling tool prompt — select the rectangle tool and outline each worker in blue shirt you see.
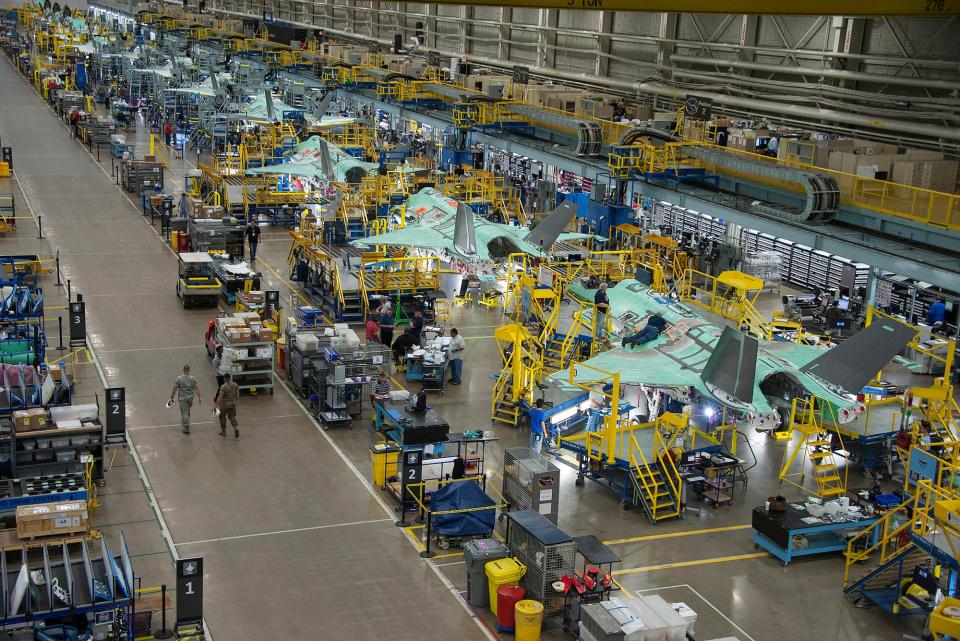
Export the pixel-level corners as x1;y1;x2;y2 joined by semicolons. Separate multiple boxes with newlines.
528;399;547;455
927;299;946;326
409;309;424;344
622;314;668;348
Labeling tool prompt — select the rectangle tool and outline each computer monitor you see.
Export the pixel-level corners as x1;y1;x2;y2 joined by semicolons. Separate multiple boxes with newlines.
837;298;850;311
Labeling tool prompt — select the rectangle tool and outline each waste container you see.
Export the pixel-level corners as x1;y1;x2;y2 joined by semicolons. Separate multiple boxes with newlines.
515;600;544;641
485;558;525;615
463;538;509;608
369;442;401;488
496;585;526;632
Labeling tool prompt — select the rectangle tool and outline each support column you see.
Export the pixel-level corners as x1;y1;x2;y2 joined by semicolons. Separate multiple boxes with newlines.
461;5;472;55
834;17;865;89
498;7;511;62
738;14;758;70
596;10;612;77
539;8;558;69
656;13;678;81
425;2;438;50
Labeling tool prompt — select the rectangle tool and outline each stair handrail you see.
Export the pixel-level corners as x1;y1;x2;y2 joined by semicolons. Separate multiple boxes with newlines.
557;304;586;367
653;422;682;515
842;505;915;589
627;431;660;513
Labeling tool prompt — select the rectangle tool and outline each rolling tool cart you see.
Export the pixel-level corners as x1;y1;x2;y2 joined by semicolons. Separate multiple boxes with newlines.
501;447;560;524
504;510;576;620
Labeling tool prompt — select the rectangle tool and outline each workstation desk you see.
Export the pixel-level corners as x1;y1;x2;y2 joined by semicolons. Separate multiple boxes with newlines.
373;397;450;450
752;503;879;565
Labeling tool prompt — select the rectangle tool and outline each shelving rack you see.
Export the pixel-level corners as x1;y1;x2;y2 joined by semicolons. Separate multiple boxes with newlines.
0;534;135;638
13;422;105;482
652;201;870;293
215;325;275;394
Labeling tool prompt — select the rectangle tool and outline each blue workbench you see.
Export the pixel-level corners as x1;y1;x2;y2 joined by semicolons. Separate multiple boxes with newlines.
752;504;879;565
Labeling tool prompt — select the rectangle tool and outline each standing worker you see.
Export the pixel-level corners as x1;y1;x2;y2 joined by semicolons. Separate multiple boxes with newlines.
594;282;609;336
212;345;226;388
379;305;395;348
365;315;380;343
927;299;946;326
169;364;202;434
447;328;466;385
162;120;174;147
409;309;424;344
528;398;549;455
69;109;81;139
244;219;261;261
214;373;240;438
178;192;191;219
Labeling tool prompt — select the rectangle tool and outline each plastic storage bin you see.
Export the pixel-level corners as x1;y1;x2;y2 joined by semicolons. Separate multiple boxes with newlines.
485;558;526;615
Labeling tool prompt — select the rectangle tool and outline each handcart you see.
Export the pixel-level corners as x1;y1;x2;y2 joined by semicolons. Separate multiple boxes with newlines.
429;479;497;551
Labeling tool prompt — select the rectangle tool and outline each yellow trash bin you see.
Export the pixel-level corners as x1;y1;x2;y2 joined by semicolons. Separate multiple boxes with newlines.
369;442;401;488
485;558;526;615
514;600;544;641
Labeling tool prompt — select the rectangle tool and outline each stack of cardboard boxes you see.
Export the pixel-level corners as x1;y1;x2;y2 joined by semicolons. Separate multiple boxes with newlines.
16;500;89;540
218;312;276;375
12;408;48;433
824;139;958;194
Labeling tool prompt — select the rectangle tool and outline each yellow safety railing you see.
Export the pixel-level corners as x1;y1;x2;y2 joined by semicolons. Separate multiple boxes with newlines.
361;255;441;293
842;503;915;588
688;141;960;231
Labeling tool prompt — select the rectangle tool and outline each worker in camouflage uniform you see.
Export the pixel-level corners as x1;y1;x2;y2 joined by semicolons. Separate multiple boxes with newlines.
169;364;202;434
214;372;240;439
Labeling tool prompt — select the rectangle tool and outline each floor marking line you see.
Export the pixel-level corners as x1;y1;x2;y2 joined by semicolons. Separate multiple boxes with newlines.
682;583;758;641
434;560;464;568
176;518;393;546
13;63;492;641
603;524;751;546
274;375;495;640
99;345;203;354
611;578;633;599
612;552;768;576
128;414;304;431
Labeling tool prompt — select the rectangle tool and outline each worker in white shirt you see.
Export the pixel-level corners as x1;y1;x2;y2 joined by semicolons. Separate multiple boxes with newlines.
447;328;466;385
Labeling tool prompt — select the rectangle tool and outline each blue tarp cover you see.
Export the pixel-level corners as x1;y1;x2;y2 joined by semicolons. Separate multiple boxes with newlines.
430;480;496;537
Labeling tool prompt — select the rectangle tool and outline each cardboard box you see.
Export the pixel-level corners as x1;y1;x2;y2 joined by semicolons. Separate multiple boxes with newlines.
258;328;275;341
12;411;30;432
16;500;88;540
48;363;62;381
28;408;46;430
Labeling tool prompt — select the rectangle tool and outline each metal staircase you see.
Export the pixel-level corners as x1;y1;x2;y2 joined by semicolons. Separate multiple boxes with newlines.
627;419;683;524
779;397;846;499
491;324;541;426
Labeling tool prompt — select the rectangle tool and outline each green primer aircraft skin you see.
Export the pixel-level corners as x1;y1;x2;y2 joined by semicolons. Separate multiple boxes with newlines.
554;279;862;425
351;187;596;261
244;135;378;183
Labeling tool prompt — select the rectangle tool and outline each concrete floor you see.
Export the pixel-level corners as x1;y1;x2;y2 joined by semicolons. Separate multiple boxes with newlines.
0;54;925;641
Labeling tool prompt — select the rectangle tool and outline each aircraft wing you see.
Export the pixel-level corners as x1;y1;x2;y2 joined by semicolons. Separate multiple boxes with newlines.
246;162;325;178
352;226;452;255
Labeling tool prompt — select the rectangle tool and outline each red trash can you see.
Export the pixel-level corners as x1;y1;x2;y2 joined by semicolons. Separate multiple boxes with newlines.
496;585;526;632
177;232;190;252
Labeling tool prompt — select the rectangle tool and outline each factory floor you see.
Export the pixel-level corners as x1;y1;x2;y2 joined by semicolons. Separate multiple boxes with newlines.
0;56;924;641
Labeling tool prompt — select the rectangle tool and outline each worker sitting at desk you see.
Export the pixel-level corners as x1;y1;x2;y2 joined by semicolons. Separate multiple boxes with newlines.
621;314;667;348
369;372;391;416
391;328;417;366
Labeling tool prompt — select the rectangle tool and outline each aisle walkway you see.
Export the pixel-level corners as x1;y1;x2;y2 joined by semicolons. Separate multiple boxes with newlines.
0;58;490;641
